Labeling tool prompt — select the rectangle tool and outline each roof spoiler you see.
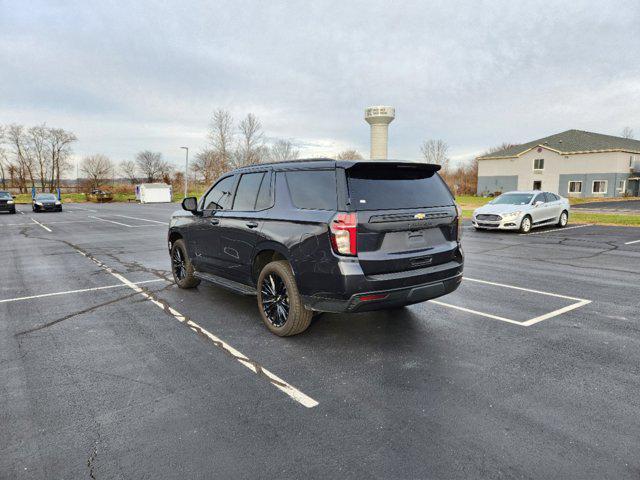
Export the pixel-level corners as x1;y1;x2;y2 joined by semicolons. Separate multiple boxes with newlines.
344;161;442;172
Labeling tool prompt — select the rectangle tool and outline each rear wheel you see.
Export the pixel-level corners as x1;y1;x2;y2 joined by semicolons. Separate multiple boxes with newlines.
557;210;568;227
519;215;532;234
171;239;200;288
257;260;312;336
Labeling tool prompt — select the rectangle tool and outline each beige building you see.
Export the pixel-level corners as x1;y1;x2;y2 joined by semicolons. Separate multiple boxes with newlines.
477;130;640;197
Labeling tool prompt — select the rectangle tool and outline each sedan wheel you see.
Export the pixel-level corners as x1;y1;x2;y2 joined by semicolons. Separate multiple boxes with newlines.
558;211;568;227
520;215;532;234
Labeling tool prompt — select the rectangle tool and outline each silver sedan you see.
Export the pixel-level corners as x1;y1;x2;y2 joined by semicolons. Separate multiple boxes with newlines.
472;191;570;233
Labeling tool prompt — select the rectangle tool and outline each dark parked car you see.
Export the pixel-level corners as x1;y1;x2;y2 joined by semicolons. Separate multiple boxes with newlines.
0;191;16;214
32;193;62;212
168;159;463;336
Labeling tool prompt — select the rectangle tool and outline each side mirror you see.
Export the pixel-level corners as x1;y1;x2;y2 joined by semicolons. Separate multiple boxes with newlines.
534;200;544;207
182;196;198;213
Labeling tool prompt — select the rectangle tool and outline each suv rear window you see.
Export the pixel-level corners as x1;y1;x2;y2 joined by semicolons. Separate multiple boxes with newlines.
285;170;336;210
347;164;453;210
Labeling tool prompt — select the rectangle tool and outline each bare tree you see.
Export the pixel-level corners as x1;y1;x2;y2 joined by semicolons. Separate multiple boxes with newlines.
236;113;265;167
135;150;167;182
0;143;7;190
119;159;138;184
27;124;50;192
420;139;450;170
208;109;234;167
621;126;634;139
47;128;76;191
191;149;226;185
5;124;35;193
269;139;299;162
335;149;364;160
81;154;113;189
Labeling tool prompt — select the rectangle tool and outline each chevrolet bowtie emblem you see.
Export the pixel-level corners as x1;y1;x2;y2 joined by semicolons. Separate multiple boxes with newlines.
414;213;426;219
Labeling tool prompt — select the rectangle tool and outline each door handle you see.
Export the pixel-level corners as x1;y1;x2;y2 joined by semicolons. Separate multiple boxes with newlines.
246;221;258;229
210;218;220;225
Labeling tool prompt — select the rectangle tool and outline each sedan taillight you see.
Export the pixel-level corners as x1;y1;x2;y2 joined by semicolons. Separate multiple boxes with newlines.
330;212;358;256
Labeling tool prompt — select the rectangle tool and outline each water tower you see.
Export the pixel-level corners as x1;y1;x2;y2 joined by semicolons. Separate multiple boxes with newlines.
365;106;395;160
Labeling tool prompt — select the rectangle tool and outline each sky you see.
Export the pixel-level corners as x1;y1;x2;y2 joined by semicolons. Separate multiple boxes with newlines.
2;0;640;170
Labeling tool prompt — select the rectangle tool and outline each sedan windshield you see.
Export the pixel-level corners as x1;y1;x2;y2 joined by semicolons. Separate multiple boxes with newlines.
36;194;57;201
490;193;534;205
0;192;11;199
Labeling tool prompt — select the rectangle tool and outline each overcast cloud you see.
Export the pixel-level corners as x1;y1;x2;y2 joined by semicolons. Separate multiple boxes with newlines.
2;0;640;168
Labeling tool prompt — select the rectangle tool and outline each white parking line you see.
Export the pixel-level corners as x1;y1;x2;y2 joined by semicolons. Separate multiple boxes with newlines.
2;220;100;227
114;215;167;225
0;279;164;304
65;206;98;212
88;215;134;227
624;239;640;245
464;277;586;301
74;248;318;408
428;276;591;327
30;217;52;232
520;224;592;236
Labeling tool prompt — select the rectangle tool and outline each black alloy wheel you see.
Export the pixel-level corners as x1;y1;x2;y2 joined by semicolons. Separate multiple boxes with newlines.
172;247;187;281
260;273;290;328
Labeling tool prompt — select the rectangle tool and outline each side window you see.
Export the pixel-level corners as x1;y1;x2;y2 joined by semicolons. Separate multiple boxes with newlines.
255;172;273;210
285;170;337;210
202;176;235;210
544;192;555;202
233;172;266;211
534;193;546;204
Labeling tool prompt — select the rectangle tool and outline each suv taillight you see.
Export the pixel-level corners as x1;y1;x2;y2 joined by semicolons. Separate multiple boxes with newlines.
455;205;463;241
330;212;358;256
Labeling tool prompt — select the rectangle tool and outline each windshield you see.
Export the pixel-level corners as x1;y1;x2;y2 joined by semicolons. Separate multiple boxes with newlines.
36;194;57;201
489;193;533;205
0;192;11;199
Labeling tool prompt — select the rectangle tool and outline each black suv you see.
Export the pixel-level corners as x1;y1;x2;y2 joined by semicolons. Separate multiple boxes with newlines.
168;159;463;336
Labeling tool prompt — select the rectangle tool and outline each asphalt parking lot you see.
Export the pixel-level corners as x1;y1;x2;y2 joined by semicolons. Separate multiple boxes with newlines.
2;203;640;479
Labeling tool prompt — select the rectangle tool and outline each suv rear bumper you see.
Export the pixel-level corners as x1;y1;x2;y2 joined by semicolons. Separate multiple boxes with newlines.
301;263;463;313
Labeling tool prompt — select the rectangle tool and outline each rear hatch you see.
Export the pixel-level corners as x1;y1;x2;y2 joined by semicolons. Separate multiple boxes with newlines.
346;162;458;276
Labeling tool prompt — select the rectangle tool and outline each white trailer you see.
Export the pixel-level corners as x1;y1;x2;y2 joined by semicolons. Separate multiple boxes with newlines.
136;183;172;203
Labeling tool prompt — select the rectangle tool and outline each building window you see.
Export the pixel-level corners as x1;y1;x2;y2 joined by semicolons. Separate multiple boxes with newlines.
617;179;626;192
592;180;607;194
533;180;542;190
533;158;544;171
568;181;582;193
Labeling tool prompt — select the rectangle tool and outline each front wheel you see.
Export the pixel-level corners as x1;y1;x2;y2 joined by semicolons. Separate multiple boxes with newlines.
519;215;532;234
257;260;313;336
557;210;568;227
171;239;200;288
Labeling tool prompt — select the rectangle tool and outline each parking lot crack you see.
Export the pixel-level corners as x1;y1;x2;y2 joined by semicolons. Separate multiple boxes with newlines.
14;291;140;336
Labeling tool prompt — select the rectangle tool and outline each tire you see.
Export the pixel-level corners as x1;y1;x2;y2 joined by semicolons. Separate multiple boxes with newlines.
519;215;532;234
257;260;313;336
171;239;200;288
557;210;568;228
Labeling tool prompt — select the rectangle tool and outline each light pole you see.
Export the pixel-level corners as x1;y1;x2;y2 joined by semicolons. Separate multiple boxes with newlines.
180;146;189;198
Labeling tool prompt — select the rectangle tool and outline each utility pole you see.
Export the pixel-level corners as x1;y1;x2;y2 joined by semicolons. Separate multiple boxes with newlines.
180;146;189;198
